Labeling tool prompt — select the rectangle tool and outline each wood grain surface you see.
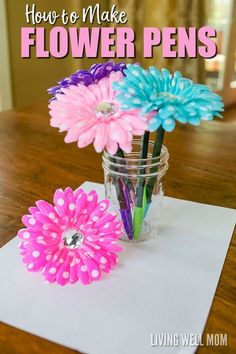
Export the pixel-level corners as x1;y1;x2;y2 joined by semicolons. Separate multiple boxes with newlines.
0;102;235;354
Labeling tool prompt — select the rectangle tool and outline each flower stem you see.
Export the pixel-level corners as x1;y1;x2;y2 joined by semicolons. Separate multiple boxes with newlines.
136;131;149;207
133;131;149;239
146;126;165;203
115;147;125;159
140;131;150;159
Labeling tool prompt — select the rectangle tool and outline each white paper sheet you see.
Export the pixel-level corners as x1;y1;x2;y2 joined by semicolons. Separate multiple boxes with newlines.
0;182;235;354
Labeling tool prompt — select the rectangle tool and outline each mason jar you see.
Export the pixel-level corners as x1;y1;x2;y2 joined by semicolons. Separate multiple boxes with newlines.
102;139;169;242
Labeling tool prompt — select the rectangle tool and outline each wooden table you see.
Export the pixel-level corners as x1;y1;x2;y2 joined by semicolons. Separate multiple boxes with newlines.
0;102;235;354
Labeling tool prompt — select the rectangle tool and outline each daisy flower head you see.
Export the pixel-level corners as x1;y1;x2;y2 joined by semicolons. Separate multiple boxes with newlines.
18;187;123;286
49;71;150;154
48;61;127;98
113;64;224;132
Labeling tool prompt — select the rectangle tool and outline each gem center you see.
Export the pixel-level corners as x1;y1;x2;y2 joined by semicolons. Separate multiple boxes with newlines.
62;228;84;249
96;102;116;116
159;92;177;101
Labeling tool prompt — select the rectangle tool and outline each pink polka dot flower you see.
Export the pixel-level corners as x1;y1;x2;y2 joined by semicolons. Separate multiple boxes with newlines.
49;71;150;154
17;187;123;286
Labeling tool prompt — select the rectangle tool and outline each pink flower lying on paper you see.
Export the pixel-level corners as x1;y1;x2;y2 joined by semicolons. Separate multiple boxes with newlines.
18;187;123;286
49;71;150;154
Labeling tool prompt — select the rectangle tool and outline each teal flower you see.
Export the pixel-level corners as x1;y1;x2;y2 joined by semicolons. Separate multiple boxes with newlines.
113;65;224;132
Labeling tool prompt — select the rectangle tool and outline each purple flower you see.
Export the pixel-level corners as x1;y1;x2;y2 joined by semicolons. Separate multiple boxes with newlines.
48;61;127;98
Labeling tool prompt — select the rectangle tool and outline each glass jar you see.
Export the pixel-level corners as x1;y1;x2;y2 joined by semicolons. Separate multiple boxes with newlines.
102;140;169;242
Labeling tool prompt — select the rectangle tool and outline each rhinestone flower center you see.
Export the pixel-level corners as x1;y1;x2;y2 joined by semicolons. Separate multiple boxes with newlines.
62;228;84;249
158;91;185;104
159;92;178;101
96;102;117;117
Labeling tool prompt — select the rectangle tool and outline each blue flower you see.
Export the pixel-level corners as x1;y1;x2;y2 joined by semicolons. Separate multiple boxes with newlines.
113;65;224;132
